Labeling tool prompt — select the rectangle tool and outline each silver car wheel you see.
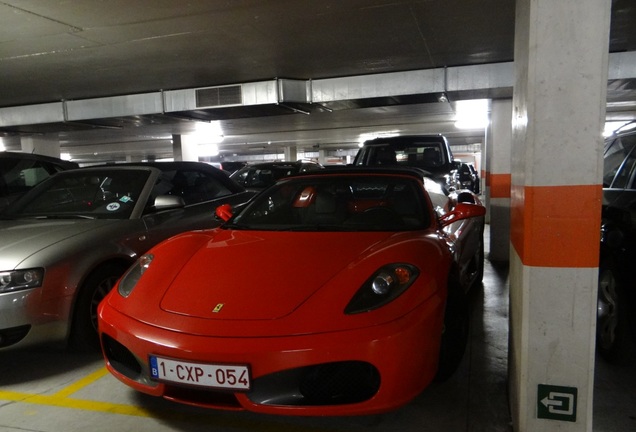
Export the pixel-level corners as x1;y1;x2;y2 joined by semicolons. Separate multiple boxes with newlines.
597;266;618;350
69;262;129;351
90;274;121;332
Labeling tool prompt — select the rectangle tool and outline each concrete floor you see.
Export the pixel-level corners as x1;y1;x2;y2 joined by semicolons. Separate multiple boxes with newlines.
0;226;634;432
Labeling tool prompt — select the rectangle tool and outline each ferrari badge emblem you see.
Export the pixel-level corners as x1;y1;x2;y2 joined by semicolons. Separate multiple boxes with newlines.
213;303;224;313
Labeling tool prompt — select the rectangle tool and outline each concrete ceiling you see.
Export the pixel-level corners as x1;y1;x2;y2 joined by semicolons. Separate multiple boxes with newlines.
0;0;635;164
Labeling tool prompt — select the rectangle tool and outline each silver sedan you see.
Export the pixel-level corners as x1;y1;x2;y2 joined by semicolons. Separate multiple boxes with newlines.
0;162;255;351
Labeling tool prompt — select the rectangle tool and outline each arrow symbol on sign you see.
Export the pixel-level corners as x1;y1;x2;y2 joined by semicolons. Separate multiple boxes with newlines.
541;392;574;416
541;396;562;409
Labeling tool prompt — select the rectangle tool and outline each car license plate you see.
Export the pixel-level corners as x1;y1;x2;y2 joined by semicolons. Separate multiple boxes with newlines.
149;356;251;391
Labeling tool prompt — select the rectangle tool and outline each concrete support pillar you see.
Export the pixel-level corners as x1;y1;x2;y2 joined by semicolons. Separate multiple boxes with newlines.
172;134;199;162
482;125;491;224
318;149;327;165
509;1;609;431
172;135;183;161
284;146;297;162
20;135;61;158
488;99;512;262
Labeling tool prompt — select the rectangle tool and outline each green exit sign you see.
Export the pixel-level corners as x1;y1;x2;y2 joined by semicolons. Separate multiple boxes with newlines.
538;384;577;422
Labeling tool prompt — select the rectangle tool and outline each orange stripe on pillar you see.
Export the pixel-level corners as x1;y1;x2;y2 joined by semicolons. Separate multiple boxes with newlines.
510;184;602;268
490;173;511;198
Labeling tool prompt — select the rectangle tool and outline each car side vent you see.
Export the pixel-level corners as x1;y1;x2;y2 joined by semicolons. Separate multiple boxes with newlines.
196;85;243;108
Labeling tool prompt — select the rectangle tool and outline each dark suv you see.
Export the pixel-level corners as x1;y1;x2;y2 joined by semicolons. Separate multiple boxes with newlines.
597;126;636;361
230;160;324;191
457;162;480;194
352;135;460;194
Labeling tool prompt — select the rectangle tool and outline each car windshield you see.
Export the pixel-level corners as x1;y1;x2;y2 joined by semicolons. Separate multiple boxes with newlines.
603;134;636;188
2;169;151;220
230;175;429;231
231;165;301;189
357;142;447;170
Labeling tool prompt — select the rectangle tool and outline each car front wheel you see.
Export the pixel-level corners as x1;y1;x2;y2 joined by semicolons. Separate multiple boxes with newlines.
69;262;129;352
596;258;634;363
435;272;470;381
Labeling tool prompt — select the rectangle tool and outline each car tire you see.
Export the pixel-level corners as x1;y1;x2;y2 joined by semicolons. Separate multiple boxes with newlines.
596;258;636;363
69;262;129;352
435;272;470;382
472;231;485;289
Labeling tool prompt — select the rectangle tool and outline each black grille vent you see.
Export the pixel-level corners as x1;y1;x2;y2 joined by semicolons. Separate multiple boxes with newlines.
0;325;30;347
196;85;242;107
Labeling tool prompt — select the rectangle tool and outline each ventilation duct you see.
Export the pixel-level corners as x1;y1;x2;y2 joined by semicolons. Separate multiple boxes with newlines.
195;85;243;108
0;102;64;127
164;79;309;113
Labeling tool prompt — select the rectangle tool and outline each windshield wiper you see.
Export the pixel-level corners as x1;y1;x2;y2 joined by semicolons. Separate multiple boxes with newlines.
222;222;247;230
26;214;96;220
282;224;349;232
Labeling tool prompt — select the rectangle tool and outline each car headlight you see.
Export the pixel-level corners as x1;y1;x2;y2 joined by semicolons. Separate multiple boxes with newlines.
345;263;419;314
118;254;154;298
0;268;44;293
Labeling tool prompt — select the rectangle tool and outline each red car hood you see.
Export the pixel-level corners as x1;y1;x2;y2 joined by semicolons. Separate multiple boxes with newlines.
159;230;391;320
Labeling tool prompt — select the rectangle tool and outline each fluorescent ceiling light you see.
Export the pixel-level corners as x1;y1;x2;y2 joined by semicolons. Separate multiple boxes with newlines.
604;121;634;137
454;99;489;130
194;121;225;143
187;120;224;156
198;143;220;157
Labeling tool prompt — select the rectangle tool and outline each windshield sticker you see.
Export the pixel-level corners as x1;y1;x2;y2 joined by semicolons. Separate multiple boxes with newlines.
106;202;121;211
119;196;133;203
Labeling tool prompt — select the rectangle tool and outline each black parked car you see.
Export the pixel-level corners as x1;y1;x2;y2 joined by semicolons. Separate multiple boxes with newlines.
218;161;247;175
457;162;480;194
230;161;324;191
352;135;460;194
597;126;636;361
0;152;78;212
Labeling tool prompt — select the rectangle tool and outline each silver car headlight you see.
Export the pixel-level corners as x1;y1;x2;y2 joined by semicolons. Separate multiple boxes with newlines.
0;268;45;293
118;254;154;298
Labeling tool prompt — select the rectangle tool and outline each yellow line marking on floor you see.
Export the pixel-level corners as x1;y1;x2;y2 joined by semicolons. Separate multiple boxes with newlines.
0;389;344;431
53;366;110;398
0;368;348;431
0;366;154;418
0;388;154;417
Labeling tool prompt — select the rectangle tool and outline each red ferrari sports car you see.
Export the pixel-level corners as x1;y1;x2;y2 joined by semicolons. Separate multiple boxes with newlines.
98;167;486;416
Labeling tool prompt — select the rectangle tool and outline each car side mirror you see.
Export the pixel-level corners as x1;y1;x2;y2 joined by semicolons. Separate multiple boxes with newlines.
456;191;477;204
154;195;185;210
439;202;486;227
215;203;233;221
